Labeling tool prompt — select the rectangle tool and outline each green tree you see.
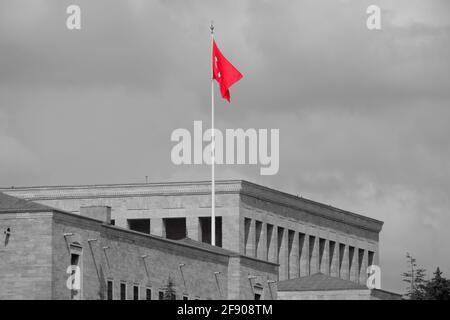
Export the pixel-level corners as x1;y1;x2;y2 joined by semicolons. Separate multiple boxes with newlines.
423;267;450;300
402;253;427;300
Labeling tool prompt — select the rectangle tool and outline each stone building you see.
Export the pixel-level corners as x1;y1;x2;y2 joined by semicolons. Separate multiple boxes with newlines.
1;180;383;287
0;192;277;300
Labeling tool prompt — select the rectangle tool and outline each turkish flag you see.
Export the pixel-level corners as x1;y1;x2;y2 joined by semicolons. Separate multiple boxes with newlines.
212;40;243;102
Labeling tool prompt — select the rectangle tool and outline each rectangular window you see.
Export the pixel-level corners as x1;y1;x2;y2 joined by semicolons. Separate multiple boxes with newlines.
107;280;114;300
158;291;164;300
146;288;152;300
183;295;189;300
133;285;139;300
266;224;274;260
120;282;127;300
70;253;81;300
244;218;251;255
127;219;150;234
163;218;187;240
277;227;284;264
255;220;263;258
368;251;375;267
199;216;222;247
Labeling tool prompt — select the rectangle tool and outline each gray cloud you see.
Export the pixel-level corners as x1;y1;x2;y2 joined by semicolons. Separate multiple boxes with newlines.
1;0;449;293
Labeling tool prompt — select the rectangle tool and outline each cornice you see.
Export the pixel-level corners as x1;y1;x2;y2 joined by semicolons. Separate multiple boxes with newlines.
1;180;383;233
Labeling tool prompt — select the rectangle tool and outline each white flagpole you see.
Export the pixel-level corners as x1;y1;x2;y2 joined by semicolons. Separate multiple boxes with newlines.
210;21;216;246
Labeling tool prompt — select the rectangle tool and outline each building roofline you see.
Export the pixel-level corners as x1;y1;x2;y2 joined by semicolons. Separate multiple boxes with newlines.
0;179;383;232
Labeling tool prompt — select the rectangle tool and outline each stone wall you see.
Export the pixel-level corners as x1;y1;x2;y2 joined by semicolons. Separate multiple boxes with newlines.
0;212;53;300
1;208;277;300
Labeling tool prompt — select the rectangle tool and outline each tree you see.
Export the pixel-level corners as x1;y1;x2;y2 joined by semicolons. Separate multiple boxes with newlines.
162;276;177;300
423;267;450;300
402;253;427;300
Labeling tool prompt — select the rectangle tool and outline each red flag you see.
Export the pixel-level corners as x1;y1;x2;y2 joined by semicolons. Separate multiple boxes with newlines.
212;40;243;102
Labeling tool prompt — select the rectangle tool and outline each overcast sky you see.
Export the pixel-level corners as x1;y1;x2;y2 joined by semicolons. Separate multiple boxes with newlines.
1;0;449;293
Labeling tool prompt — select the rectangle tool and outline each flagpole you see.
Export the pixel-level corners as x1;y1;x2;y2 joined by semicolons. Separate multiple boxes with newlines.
210;21;216;246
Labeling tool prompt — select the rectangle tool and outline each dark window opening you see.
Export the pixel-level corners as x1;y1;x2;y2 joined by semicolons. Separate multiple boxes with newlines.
254;293;261;300
133;285;139;300
266;224;274;260
255;220;263;257
146;288;152;300
110;219;115;226
277;227;284;264
120;283;126;300
70;253;80;300
199;216;222;247
127;219;150;234
368;251;375;267
107;280;113;300
163;218;187;240
244;218;251;255
158;291;164;300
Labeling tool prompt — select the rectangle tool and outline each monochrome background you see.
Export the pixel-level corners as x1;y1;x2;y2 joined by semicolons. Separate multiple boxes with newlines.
0;0;449;293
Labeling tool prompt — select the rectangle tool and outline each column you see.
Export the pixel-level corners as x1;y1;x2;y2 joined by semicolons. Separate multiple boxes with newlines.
309;236;319;275
340;244;350;280
150;218;165;237
299;234;309;276
359;249;369;285
319;239;330;275
330;241;340;278
222;214;240;253
278;227;288;281
256;222;267;260
267;224;277;264
244;218;256;257
288;231;299;279
349;246;358;282
186;217;200;241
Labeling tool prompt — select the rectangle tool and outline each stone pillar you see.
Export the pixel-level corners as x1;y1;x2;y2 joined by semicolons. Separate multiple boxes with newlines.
340;244;350;280
222;215;240;253
320;239;330;275
186;217;200;241
256;222;267;260
288;231;299;279
309;236;319;275
278;227;288;281
299;234;309;276
330;241;340;278
267;224;277;264
150;218;165;237
245;218;256;257
359;249;369;285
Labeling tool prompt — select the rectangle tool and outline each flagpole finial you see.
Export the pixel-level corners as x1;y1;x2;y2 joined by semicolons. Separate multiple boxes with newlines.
210;21;214;34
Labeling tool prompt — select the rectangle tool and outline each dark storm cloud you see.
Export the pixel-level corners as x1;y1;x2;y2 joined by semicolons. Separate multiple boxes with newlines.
1;0;449;292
